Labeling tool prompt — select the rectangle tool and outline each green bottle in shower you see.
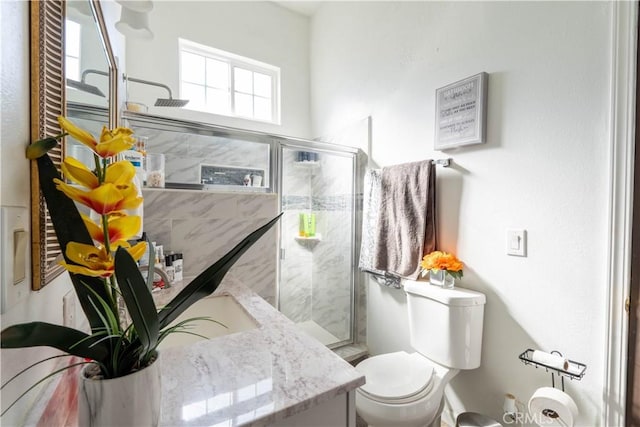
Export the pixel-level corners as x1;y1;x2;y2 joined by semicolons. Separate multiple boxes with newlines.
299;213;306;237
307;213;316;237
298;213;316;237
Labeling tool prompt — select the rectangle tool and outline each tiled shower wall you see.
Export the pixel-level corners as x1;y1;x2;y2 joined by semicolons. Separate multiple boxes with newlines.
133;128;270;185
280;150;355;342
142;189;279;304
68;117;270;186
279;151;313;323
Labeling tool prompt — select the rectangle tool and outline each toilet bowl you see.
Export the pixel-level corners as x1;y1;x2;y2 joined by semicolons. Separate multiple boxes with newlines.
355;280;486;427
355;351;459;427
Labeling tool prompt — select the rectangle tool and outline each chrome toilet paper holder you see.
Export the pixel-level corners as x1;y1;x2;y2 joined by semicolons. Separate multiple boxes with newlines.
519;348;587;391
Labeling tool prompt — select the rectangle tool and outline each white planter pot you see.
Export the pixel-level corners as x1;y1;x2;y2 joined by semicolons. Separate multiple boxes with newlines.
78;358;161;427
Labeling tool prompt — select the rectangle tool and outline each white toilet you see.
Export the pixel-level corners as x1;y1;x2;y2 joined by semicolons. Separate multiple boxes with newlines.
355;279;486;427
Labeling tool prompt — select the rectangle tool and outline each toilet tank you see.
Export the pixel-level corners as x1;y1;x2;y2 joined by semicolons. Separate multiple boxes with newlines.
403;280;486;369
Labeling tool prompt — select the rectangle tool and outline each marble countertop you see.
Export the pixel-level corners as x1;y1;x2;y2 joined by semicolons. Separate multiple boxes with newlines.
156;276;365;426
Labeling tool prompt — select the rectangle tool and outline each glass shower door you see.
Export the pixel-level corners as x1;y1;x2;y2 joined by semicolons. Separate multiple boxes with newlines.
278;145;355;348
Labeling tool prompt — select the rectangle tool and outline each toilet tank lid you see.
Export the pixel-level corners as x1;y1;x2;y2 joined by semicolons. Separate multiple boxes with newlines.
403;280;486;306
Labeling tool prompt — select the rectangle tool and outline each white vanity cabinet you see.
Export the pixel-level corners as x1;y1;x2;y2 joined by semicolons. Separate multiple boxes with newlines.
274;392;356;426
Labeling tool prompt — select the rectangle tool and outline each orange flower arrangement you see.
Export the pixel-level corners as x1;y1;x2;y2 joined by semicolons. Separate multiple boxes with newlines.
420;251;464;280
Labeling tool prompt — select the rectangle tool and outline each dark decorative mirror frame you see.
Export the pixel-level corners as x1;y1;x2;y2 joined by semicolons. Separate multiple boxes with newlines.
30;0;118;290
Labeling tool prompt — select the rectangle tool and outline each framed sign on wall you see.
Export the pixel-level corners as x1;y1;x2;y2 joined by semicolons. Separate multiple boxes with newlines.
434;72;488;150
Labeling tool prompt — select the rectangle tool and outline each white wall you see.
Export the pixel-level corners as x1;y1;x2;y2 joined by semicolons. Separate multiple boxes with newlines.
124;1;311;138
0;2;76;425
311;2;611;425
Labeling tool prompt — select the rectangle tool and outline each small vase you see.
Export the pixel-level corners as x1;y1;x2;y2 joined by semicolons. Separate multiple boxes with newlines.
429;270;455;289
78;356;161;427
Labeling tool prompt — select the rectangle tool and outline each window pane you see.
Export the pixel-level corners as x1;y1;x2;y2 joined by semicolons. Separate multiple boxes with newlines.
65;20;81;57
253;97;272;121
253;72;272;98
181;52;205;84
234;92;253;117
206;88;230;115
178;39;280;123
182;82;206;111
66;57;80;81
234;67;252;94
206;58;229;89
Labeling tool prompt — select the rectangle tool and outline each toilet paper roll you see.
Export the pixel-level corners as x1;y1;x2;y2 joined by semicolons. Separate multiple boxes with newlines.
503;393;517;414
565;362;583;377
531;350;569;371
528;387;578;427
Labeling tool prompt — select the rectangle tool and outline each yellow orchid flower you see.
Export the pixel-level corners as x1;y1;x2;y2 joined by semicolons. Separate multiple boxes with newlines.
58;116;97;148
96;126;135;158
61;243;115;278
62;157;99;188
108;240;146;261
95;135;134;158
81;215;103;241
54;180;143;215
101;126;134;140
60;241;146;278
63;158;136;190
126;241;147;262
57;117;134;158
82;214;142;245
104;160;136;188
117;185;143;210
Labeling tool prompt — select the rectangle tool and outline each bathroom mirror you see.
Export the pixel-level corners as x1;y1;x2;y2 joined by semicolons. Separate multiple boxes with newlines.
65;1;111;109
30;0;118;290
64;0;114;175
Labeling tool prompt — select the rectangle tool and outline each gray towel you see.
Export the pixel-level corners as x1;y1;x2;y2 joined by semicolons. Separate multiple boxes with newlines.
359;169;403;288
358;169;384;275
372;160;437;279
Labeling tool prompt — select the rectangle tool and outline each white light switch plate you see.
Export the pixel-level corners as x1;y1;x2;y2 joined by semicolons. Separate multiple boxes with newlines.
1;206;30;314
506;229;527;257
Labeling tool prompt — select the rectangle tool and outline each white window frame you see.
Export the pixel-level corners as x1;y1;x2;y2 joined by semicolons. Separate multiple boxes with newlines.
65;19;81;81
178;38;281;124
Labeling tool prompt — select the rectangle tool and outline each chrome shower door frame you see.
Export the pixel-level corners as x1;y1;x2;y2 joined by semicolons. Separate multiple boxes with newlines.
275;139;361;349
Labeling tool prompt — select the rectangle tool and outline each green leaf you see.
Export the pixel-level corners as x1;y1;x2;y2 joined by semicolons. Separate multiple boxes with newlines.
0;322;109;361
26;137;59;159
1;360;89;417
449;270;463;279
115;247;159;356
36;154;112;333
157;213;282;329
1;354;71;390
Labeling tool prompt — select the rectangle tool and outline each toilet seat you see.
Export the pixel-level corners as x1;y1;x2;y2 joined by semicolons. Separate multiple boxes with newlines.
356;351;435;404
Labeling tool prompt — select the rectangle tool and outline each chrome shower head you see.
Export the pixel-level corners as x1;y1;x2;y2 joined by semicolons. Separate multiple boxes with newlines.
154;98;189;108
66;78;106;97
126;75;189;108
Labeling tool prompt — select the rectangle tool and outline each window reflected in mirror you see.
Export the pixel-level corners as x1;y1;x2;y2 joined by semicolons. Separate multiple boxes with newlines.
65;1;110;175
65;0;109;109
